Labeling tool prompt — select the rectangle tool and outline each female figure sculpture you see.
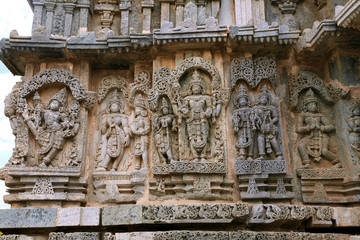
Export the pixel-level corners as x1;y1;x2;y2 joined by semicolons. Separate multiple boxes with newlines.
254;85;282;160
130;94;151;169
96;91;130;171
296;89;341;168
154;98;177;163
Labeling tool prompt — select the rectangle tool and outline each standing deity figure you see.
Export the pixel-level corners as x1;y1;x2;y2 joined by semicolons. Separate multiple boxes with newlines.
347;104;360;153
296;89;341;168
96;91;130;171
232;85;256;160
154;98;177;163
254;85;282;160
23;88;79;167
130;94;151;169
180;70;213;162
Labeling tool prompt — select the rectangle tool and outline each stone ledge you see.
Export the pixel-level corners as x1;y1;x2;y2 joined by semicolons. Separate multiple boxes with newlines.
1;204;360;229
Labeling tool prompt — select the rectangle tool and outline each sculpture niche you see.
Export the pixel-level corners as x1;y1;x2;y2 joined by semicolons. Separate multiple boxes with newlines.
2;69;90;207
296;89;341;169
96;90;130;172
177;70;217;162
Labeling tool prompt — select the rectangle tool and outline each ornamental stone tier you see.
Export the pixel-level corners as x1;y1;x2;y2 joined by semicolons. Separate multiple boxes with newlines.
0;0;360;239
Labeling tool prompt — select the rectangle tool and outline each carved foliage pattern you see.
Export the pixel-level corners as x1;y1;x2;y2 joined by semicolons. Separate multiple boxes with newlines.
97;75;128;103
32;177;54;194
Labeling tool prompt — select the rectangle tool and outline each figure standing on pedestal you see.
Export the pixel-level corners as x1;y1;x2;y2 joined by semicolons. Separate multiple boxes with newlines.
180;70;213;162
232;85;256;160
96;90;130;171
130;94;150;169
154;98;177;163
254;85;282;160
296;89;341;168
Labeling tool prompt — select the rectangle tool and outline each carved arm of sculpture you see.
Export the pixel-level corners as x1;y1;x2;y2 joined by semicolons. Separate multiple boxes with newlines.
122;116;131;146
320;116;335;133
346;116;360;133
295;114;311;133
232;111;240;132
270;108;279;124
22;105;38;138
100;117;109;136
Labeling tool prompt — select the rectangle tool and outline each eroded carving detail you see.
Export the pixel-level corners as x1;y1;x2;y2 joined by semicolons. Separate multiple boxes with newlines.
48;232;100;240
31;177;54;195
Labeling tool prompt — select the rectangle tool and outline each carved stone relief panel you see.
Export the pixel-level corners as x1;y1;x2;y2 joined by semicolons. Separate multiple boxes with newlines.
92;71;151;203
231;57;293;201
2;68;91;207
148;57;233;200
289;70;359;203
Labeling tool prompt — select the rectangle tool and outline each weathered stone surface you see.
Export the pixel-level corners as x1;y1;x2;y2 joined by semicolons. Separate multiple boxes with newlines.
102;205;142;225
0;208;57;229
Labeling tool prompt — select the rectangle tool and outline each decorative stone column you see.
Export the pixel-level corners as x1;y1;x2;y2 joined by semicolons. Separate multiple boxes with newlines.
219;0;232;25
211;0;220;19
234;0;253;26
252;0;265;26
64;1;76;37
175;0;184;27
32;1;44;35
44;0;56;34
120;0;131;36
78;0;91;34
142;0;154;33
160;0;174;26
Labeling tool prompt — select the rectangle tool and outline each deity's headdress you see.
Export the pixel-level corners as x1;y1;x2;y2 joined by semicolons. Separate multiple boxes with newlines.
33;91;41;102
108;89;122;108
302;88;318;108
257;84;271;104
235;84;250;106
134;94;147;109
50;88;67;106
160;97;170;111
189;70;205;91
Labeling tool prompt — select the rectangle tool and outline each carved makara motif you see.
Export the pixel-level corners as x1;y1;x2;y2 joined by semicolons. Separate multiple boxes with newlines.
296;89;341;169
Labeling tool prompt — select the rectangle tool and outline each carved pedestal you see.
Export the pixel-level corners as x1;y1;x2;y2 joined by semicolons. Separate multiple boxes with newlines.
149;162;233;200
236;159;294;200
93;168;147;203
4;166;87;207
297;168;360;203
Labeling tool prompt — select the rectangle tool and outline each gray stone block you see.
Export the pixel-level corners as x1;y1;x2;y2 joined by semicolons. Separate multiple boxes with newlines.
0;208;57;229
102;205;142;226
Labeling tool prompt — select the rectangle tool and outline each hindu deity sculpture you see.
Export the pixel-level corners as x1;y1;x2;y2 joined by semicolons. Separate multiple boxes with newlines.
346;104;360;154
130;94;151;169
254;84;282;160
296;89;341;168
96;90;130;171
22;88;80;167
180;70;213;162
154;98;177;163
232;84;256;160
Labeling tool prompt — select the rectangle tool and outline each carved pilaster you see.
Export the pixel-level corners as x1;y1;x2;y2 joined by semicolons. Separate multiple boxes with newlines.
64;2;76;37
120;0;131;36
44;0;56;34
78;0;91;34
32;2;44;35
142;0;154;33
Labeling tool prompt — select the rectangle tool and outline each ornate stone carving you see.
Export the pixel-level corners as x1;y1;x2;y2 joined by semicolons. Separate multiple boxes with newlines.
48;232;100;240
296;89;341;168
142;204;250;222
97;75;128;103
231;57;277;88
346;103;360;156
95;90;131;172
289;71;349;109
154;231;228;240
31;177;54;195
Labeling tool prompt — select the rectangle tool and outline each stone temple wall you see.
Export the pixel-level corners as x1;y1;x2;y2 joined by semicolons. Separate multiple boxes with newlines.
1;0;360;239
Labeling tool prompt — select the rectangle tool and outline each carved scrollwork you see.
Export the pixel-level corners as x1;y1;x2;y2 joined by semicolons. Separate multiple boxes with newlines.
231;57;277;88
19;69;85;101
98;75;128;103
289;71;349;109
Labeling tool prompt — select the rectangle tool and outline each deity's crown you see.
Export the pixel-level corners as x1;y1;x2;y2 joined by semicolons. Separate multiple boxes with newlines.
51;88;67;106
160;97;170;110
134;94;147;109
109;89;122;107
303;88;317;107
189;70;205;90
33;91;41;102
236;85;249;99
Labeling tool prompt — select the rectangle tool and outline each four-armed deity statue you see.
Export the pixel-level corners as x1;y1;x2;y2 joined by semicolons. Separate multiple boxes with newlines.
179;70;215;162
22;88;80;167
296;89;341;168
